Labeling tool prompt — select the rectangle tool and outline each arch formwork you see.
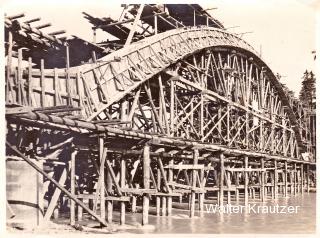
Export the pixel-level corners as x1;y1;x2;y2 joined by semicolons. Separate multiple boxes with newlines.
5;6;316;228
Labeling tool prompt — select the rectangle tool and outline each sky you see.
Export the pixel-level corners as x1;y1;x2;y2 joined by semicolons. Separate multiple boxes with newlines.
2;0;318;96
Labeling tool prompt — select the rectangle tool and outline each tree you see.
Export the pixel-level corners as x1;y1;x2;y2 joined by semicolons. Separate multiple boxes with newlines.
299;70;316;109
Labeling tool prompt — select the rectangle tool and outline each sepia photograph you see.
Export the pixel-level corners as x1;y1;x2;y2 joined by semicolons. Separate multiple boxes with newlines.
2;0;318;236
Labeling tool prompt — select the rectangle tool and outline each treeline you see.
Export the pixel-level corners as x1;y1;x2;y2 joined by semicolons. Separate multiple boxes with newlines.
299;70;316;110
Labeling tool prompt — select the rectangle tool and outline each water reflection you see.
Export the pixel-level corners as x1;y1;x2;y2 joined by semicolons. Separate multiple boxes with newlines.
136;193;316;234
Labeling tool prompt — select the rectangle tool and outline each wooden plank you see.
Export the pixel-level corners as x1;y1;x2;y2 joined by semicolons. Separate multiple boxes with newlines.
225;168;267;172
121;188;156;194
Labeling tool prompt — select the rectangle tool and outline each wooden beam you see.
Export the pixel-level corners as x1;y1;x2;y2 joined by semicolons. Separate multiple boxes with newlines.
99;137;106;221
70;149;76;226
274;160;278;198
157;158;171;193
244;156;249;206
261;158;265;201
167;158;173;216
284;160;288;197
190;149;199;218
125;4;144;46
105;160;122;196
44;167;68;221
120;158;126;225
142;144;150;225
219;153;224;205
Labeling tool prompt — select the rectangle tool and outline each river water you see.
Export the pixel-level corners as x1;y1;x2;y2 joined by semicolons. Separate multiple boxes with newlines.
122;193;316;234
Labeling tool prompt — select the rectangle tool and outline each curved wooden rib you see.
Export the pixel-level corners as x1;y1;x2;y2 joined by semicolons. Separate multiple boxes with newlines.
68;26;303;152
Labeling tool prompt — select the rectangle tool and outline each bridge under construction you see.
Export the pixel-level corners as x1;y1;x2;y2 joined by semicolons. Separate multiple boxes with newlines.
5;4;316;230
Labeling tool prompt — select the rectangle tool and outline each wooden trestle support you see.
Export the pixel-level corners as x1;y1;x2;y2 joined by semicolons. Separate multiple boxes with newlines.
5;5;316;228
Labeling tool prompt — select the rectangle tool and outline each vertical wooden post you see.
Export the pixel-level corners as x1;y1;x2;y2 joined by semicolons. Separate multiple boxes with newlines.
274;160;278;199
40;59;45;107
167;159;173;216
284;161;288;197
142;144;150;225
6;31;13;103
294;163;297;195
290;169;294;194
170;79;175;135
77;201;83;221
306;164;310;193
161;196;166;216
235;172;239;202
154;15;158;34
125;4;144;46
120;158;126;225
199;168;205;216
190;149;199;218
17;48;23;105
301;163;304;194
244;156;249;206
260;158;265;202
70;149;77;226
226;167;231;204
131;196;137;213
54;68;59;106
156;165;161;216
106;160;113;223
99;137;106;222
65;43;71;105
200;94;204;138
28;57;33;106
219;153;224;206
227;105;230;142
